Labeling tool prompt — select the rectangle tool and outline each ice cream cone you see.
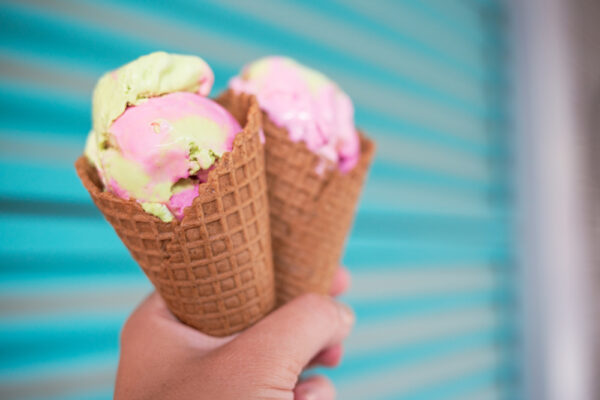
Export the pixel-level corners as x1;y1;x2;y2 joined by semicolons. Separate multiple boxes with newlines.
261;112;375;305
75;92;275;336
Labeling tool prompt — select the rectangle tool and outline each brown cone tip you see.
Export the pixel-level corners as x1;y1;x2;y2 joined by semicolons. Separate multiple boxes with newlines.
75;91;275;337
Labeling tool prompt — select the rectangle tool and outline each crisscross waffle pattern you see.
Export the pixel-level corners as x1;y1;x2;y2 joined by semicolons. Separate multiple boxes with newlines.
262;116;375;304
75;92;275;336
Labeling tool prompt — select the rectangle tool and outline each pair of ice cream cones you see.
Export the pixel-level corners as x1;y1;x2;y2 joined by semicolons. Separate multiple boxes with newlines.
76;90;374;337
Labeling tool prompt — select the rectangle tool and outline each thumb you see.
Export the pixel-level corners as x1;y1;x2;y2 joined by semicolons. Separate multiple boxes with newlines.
226;293;354;375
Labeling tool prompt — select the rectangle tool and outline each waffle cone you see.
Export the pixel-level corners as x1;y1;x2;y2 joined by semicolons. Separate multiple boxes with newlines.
262;113;375;304
75;92;275;336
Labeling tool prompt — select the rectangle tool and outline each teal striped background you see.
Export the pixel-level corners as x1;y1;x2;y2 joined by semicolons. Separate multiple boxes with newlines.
0;1;515;399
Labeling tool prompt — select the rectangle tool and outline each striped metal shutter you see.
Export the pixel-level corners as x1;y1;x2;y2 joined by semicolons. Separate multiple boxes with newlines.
0;1;515;399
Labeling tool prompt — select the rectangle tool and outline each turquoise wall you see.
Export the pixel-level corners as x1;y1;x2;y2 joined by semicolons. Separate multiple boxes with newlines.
0;1;515;399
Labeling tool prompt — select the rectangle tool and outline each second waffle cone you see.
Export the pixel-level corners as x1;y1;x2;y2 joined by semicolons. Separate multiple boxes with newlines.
262;113;375;305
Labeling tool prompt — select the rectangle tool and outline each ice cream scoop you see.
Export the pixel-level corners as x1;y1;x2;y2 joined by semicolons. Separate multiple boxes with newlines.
85;52;241;221
229;56;360;172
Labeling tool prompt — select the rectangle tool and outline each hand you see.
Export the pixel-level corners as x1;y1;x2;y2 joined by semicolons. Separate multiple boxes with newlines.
115;267;353;400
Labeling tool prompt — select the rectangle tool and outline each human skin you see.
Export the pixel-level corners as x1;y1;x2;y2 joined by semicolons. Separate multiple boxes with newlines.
115;267;353;400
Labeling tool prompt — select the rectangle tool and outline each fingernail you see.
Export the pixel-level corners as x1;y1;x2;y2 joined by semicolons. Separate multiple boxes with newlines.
296;387;318;400
338;303;355;326
295;376;335;400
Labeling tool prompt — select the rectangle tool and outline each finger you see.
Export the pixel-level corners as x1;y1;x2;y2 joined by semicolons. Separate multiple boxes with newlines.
330;266;351;297
121;291;170;338
229;293;354;374
307;344;344;369
132;291;177;321
122;291;232;350
294;375;336;400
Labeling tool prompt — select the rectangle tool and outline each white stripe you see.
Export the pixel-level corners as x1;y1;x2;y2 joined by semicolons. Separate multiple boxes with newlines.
337;347;502;399
457;385;503;400
0;57;94;95
0;351;116;383
348;267;500;301
363;179;499;217
0;135;83;166
340;0;485;72
0;285;149;317
0;355;115;398
409;0;485;43
346;307;500;356
376;135;492;181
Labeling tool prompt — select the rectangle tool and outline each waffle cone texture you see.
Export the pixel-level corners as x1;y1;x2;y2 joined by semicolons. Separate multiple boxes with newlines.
263;114;375;304
75;91;275;337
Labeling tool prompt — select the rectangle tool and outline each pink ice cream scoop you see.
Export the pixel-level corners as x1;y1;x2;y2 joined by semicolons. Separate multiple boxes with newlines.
85;52;242;222
229;56;360;172
105;92;241;220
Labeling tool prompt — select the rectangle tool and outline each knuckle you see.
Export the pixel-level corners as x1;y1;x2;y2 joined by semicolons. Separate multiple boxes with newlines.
296;292;326;309
119;318;133;344
119;312;140;344
296;293;339;322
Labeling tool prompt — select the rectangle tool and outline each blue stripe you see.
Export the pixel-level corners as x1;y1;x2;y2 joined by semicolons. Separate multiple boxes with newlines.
0;82;89;138
0;254;139;278
0;161;89;203
39;388;114;400
0;350;117;383
405;0;501;46
0;314;126;370
344;239;510;267
0;275;148;296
